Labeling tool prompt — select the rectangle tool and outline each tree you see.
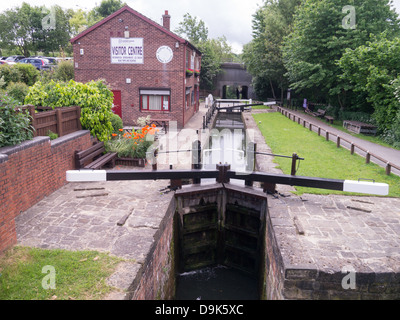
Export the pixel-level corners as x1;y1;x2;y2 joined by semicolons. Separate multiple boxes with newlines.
175;13;209;45
95;0;126;18
282;0;400;107
0;3;73;56
242;0;301;101
193;37;236;91
338;35;400;132
175;13;235;91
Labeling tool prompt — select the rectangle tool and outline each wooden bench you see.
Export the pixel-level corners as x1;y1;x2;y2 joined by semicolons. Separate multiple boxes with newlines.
343;120;377;135
75;142;117;170
305;108;326;118
324;115;334;124
149;119;169;133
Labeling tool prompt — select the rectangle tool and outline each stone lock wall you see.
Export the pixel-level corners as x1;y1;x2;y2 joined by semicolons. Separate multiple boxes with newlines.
0;131;93;253
130;197;177;300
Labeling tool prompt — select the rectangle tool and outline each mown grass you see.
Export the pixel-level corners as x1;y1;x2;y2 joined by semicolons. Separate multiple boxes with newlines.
251;105;271;110
0;246;124;300
253;112;400;197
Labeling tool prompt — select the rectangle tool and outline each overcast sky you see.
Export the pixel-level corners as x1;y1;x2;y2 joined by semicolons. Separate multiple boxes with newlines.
2;0;400;54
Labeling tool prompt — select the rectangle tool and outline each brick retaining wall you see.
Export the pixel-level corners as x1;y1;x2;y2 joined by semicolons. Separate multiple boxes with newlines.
0;131;93;253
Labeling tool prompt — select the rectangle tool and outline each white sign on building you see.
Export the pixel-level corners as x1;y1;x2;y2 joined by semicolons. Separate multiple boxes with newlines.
110;38;144;64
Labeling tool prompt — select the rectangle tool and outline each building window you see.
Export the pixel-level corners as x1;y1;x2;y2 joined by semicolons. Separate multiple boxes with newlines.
185;87;192;109
140;89;170;111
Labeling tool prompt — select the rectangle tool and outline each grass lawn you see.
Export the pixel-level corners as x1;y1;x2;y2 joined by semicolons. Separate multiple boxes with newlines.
0;246;124;300
251;105;271;109
253;112;400;197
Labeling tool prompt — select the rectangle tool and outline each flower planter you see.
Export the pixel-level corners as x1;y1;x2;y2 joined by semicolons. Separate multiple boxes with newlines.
115;157;146;167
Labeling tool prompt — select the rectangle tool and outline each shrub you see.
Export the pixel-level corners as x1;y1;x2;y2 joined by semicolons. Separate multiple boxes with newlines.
0;64;21;84
0;93;34;148
47;130;58;140
6;82;29;103
110;113;123;134
24;79;114;142
14;63;40;86
53;60;74;82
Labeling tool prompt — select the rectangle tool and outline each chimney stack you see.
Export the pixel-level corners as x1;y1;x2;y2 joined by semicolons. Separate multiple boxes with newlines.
162;10;171;30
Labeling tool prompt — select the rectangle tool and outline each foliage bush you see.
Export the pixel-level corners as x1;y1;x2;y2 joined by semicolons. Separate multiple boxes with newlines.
0;93;34;148
14;63;40;86
109;113;123;134
6;81;29;103
0;64;21;84
0;63;39;88
24;79;114;142
53;60;74;82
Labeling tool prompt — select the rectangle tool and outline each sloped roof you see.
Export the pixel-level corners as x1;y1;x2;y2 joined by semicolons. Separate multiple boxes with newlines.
70;5;201;54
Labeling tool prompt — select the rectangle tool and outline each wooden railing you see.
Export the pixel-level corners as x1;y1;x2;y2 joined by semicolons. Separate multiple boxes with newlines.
22;105;82;138
277;106;400;176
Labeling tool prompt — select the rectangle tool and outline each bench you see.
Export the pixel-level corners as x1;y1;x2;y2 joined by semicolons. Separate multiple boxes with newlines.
324;115;334;124
305;108;326;118
343;120;377;135
75;142;117;170
149;119;169;133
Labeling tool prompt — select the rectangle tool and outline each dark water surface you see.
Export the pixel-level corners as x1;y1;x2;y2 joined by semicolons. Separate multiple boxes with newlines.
175;265;259;300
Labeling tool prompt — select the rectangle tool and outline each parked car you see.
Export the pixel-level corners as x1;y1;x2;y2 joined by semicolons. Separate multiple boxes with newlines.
5;55;25;62
18;58;51;70
44;57;57;65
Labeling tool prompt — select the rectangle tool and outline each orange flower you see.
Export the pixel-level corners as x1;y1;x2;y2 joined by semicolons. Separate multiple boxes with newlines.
151;124;156;128
112;133;117;137
119;128;123;132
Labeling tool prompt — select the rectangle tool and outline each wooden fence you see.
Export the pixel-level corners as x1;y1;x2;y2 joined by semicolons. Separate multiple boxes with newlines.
22;105;82;138
277;106;400;176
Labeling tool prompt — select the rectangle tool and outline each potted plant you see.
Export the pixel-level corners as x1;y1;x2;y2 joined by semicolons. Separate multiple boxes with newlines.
105;125;158;167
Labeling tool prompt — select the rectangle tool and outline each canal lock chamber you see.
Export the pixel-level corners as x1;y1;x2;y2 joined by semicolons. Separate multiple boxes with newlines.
174;183;268;300
173;111;268;300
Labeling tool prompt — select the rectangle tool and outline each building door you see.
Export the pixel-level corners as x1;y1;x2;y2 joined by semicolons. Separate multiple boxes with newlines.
112;90;122;118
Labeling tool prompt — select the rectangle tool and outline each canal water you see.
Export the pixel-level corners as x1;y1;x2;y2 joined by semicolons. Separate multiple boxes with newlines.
175;265;259;300
175;111;261;300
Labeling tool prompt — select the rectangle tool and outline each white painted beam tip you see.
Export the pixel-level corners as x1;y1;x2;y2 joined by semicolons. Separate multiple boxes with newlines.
343;180;389;196
66;170;107;182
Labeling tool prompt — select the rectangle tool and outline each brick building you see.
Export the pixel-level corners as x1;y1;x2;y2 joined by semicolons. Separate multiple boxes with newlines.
70;6;202;128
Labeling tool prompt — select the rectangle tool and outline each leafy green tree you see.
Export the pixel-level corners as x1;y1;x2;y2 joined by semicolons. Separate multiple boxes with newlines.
95;0;125;17
175;13;209;45
338;35;400;132
282;0;400;106
0;3;73;56
242;0;301;101
175;13;235;91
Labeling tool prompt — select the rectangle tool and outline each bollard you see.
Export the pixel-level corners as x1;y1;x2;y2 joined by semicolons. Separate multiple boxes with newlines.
291;153;298;176
192;140;202;184
386;162;392;176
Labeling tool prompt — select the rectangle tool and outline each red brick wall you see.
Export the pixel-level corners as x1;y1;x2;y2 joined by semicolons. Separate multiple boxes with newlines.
72;9;200;128
0;131;92;253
